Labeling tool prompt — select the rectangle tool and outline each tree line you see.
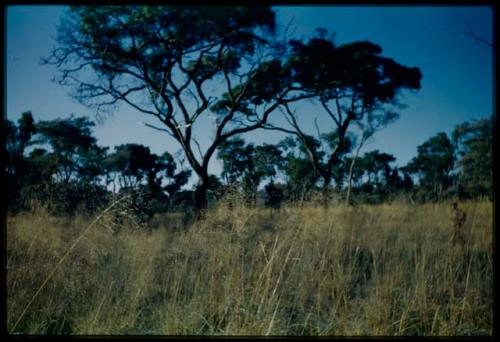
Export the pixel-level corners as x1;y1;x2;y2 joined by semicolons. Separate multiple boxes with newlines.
40;6;423;215
5;111;492;218
4;6;492;218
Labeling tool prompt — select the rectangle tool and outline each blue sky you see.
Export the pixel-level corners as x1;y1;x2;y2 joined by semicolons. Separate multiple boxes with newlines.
6;6;493;186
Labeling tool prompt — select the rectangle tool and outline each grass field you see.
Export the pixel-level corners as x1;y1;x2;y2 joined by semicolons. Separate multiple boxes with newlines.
6;200;493;336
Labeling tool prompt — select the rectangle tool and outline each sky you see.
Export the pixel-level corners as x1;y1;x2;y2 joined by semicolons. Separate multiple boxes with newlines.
5;5;494;187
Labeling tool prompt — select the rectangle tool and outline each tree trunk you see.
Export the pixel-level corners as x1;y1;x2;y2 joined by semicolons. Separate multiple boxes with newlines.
346;136;365;206
193;176;209;219
345;162;355;206
321;175;332;209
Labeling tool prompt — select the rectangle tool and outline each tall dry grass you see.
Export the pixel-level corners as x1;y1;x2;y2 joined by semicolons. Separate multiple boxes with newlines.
6;199;493;336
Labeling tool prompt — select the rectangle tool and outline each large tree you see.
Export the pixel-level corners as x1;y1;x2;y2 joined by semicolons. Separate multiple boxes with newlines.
44;6;313;214
265;31;422;205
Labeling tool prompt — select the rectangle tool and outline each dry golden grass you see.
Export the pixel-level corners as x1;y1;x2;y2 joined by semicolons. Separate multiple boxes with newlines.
6;200;493;336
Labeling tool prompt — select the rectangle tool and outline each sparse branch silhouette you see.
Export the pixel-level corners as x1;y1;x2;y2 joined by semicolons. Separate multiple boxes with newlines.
43;6;316;215
264;31;422;205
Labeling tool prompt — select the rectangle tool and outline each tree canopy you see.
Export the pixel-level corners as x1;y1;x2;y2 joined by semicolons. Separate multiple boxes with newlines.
264;31;422;205
10;6;486;216
405;132;455;201
452;116;493;199
44;6;315;214
5;110;492;216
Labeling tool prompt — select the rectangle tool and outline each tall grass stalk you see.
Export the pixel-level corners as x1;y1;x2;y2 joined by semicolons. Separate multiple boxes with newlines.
6;200;493;336
9;195;131;334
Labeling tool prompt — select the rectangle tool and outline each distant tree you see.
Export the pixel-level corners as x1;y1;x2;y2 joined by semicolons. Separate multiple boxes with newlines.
345;126;384;205
106;144;157;190
344;155;366;190
5;112;37;212
320;130;356;192
243;143;283;206
44;6;315;215
254;143;284;182
6;112;36;160
384;167;414;197
343;150;402;204
361;150;397;186
265;31;422;205
35;116;102;185
452;116;493;199
217;137;283;205
6;112;197;215
278;136;321;203
106;143;190;217
405;132;455;201
77;145;109;185
163;166;192;204
264;180;284;214
5;114;111;214
217;138;252;186
207;174;224;202
30;115;109;213
20;147;59;206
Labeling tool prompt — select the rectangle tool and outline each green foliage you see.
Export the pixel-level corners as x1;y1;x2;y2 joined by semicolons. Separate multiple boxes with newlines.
5;112;37;212
361;150;396;185
27;116;109;214
69;6;276;75
288;37;422;106
405;132;455;201
344;150;412;204
5;112;190;217
269;30;422;200
217;138;251;185
5;108;492;215
452;116;493;199
34;116;101;183
263;180;284;210
47;6;297;211
106;144;159;189
105;144;190;219
278;137;321;201
205;174;225;203
243;60;293;105
5;11;491;213
217;137;283;205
